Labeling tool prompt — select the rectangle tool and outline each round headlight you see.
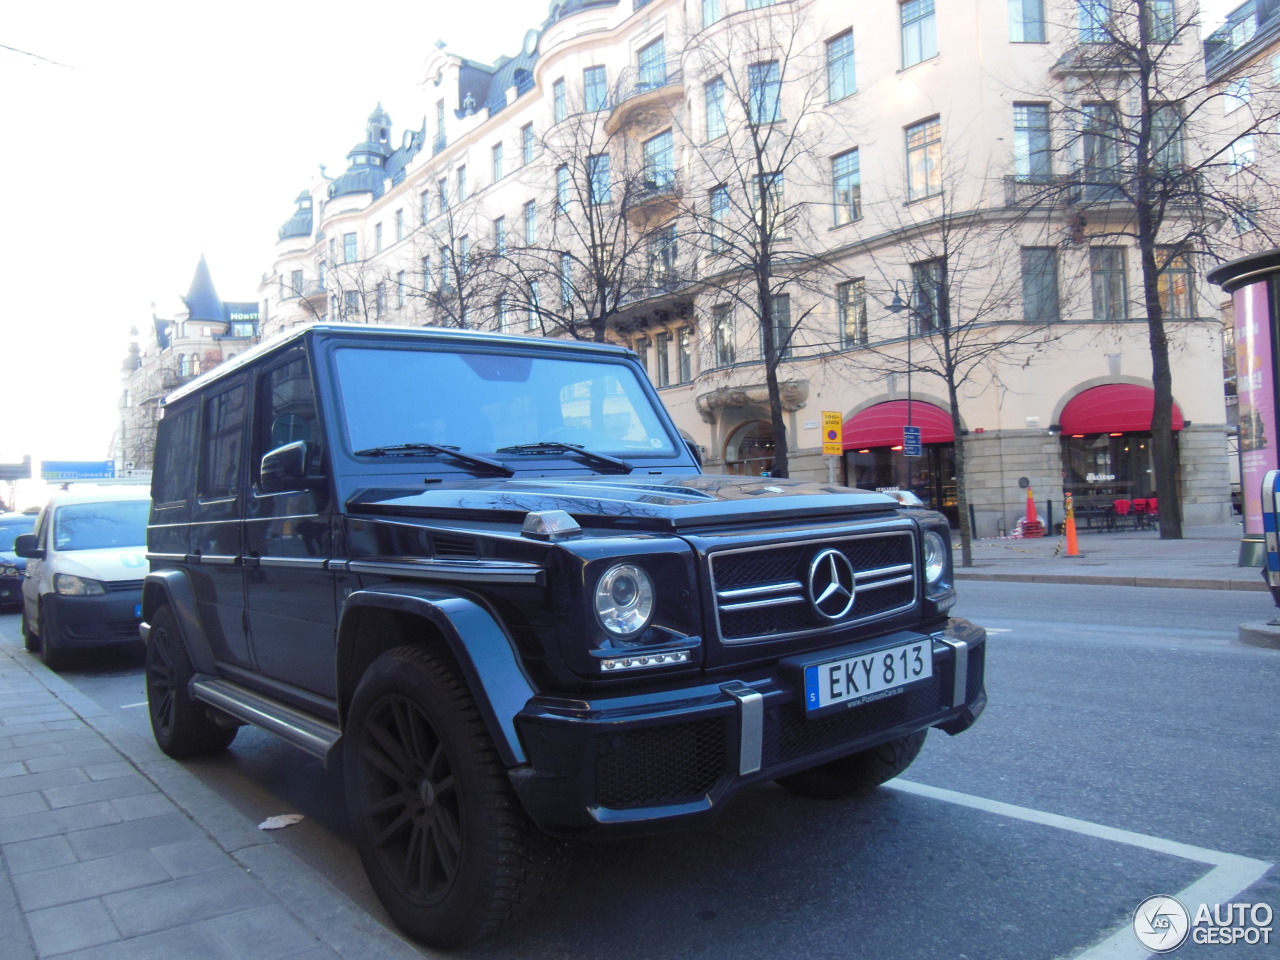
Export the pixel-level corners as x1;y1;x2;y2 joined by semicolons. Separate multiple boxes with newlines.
922;530;948;585
594;563;655;638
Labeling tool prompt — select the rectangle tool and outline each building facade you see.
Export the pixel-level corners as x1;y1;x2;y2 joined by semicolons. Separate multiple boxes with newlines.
118;256;259;474
256;0;1256;534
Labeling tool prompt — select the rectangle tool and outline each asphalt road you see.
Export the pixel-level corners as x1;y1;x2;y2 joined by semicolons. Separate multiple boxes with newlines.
3;581;1277;959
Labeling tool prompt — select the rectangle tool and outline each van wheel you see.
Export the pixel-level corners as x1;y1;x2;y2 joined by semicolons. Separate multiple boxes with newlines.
39;601;70;671
345;646;563;948
775;730;928;800
145;605;237;758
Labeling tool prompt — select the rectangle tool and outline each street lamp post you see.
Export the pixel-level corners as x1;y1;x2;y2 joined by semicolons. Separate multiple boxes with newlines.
887;285;917;496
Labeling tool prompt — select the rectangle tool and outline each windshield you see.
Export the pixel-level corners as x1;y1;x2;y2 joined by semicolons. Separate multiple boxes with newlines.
0;516;35;553
333;345;678;459
53;500;150;551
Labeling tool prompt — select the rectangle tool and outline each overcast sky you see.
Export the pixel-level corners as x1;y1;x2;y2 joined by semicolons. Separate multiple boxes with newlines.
0;0;1240;473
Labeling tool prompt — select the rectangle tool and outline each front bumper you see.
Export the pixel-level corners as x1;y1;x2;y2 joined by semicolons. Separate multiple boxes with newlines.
46;590;144;648
0;573;22;607
511;617;986;838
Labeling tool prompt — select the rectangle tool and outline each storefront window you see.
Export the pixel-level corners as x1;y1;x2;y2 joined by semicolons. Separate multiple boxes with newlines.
1062;432;1165;508
846;444;958;525
724;420;775;476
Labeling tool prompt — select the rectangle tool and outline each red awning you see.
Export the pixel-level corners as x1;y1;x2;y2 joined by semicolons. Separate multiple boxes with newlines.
1059;384;1184;435
843;400;955;449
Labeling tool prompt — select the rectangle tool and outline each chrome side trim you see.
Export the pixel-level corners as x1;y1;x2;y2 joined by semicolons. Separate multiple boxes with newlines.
721;682;764;775
342;558;542;585
932;633;969;707
145;553;186;563
257;557;330;569
198;555;240;567
191;677;340;761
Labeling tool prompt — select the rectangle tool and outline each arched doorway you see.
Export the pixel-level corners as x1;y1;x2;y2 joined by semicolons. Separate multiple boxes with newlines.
843;400;958;524
724;420;775;476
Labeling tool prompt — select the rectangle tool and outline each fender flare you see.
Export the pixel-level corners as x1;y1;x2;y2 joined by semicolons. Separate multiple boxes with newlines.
142;571;217;674
337;585;536;766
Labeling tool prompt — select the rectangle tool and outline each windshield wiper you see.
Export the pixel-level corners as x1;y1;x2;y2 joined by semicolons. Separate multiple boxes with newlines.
353;443;514;477
495;442;633;475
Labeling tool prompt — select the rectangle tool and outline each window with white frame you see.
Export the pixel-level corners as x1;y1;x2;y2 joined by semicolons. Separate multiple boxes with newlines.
553;78;567;122
527;281;541;329
1078;0;1111;42
748;60;781;125
678;327;693;383
713;303;735;365
837;280;868;346
395;208;405;242
556;165;571;212
655;331;671;386
1082;102;1123;201
1226;77;1251;114
906;117;942;201
1228;134;1256;171
494;216;507;256
560;252;574;306
1021;247;1059;322
1145;0;1177;42
1009;0;1046;41
912;258;948;332
524;200;538;245
769;295;793;359
638;37;667;88
710;185;730;253
521;123;535;165
343;233;358;263
705;76;726;140
423;256;433;292
827;30;855;102
702;0;721;27
1089;246;1128;320
833;149;861;225
1157;247;1194;318
1013;103;1052;180
457;164;468;201
492;141;504;182
901;0;937;67
396;270;406;308
1152;103;1184;173
589;153;611;205
643;129;675;189
584;66;608;111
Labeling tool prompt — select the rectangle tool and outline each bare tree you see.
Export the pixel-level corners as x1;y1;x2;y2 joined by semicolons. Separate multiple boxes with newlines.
497;79;670;342
673;5;840;478
1021;0;1280;537
859;156;1072;567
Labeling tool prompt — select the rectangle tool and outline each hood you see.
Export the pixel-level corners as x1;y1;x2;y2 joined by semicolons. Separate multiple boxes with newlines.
349;474;899;532
51;547;149;583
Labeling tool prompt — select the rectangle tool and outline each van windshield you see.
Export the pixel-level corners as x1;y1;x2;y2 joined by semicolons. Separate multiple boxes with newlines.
53;501;150;551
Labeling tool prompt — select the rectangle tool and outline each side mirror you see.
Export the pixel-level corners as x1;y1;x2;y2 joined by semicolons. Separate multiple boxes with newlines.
13;534;43;560
260;441;314;494
685;438;703;468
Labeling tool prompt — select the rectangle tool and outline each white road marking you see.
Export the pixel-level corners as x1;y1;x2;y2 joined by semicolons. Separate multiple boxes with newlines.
889;780;1273;960
983;628;1013;634
120;701;147;709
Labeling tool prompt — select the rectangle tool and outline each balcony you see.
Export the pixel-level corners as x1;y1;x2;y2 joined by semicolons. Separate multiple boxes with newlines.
605;60;684;135
628;172;682;227
1003;174;1080;207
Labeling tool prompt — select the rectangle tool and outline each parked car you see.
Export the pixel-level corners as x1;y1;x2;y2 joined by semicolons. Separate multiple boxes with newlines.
142;323;987;947
16;486;151;669
0;512;37;609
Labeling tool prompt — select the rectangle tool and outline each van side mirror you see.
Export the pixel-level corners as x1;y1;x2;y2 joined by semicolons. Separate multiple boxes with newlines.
13;534;43;560
260;441;315;493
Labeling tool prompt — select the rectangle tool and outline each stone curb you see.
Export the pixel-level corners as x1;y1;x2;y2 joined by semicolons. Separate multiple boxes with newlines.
1;645;430;960
1238;621;1280;649
954;572;1268;591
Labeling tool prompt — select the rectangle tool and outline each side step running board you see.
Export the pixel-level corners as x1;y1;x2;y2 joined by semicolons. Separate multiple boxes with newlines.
190;676;341;763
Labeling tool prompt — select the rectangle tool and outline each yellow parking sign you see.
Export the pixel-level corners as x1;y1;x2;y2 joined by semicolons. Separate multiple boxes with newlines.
822;410;843;456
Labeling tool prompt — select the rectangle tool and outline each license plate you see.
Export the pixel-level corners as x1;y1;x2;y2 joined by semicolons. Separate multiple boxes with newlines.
804;640;932;712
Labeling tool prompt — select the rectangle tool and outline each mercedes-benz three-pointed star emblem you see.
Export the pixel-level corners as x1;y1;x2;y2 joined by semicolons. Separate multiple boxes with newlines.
807;548;856;620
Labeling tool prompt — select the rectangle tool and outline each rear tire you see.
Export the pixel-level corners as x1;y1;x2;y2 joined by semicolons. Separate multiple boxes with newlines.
38;601;70;671
345;645;563;948
145;605;237;758
776;730;928;800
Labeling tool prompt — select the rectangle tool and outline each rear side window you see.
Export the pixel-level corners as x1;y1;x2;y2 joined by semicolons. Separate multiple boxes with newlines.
199;381;248;499
152;405;197;505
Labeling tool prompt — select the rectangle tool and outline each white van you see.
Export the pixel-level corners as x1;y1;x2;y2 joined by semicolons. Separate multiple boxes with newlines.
16;486;151;670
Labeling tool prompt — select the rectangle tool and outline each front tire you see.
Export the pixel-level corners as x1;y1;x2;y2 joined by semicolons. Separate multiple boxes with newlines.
38;600;70;671
145;605;237;758
345;646;561;948
776;730;928;800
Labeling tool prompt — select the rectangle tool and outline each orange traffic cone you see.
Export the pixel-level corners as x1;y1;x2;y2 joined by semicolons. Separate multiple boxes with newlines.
1064;492;1081;557
1020;486;1046;538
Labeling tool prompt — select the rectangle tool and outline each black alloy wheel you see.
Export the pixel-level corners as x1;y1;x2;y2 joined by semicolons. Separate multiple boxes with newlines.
145;605;237;758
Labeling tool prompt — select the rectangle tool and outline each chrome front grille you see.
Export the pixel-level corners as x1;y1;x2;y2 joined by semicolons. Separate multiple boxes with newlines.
709;531;917;644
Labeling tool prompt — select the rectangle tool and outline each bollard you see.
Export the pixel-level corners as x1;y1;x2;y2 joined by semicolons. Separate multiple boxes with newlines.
1064;492;1082;558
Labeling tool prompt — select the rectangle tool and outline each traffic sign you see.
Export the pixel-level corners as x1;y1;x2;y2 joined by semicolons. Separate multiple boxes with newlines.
822;410;843;456
903;425;923;458
41;460;116;481
0;456;31;481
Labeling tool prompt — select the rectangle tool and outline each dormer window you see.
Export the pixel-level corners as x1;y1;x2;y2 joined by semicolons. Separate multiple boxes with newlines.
354;156;367;165
515;69;534;95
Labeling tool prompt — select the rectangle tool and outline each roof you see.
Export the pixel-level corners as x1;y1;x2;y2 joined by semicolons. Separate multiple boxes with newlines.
183;255;224;322
159;323;635;409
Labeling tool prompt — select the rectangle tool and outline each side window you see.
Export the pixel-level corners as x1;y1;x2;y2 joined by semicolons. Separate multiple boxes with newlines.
152;405;197;505
256;352;323;479
199;380;248;499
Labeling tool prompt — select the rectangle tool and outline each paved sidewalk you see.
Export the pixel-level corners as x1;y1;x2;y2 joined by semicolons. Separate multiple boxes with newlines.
955;520;1269;591
0;645;426;960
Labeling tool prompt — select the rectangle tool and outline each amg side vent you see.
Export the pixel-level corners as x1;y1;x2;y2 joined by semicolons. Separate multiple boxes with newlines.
432;533;480;559
709;531;917;644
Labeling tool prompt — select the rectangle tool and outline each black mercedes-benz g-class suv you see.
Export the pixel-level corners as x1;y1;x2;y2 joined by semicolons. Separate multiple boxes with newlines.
143;323;986;946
